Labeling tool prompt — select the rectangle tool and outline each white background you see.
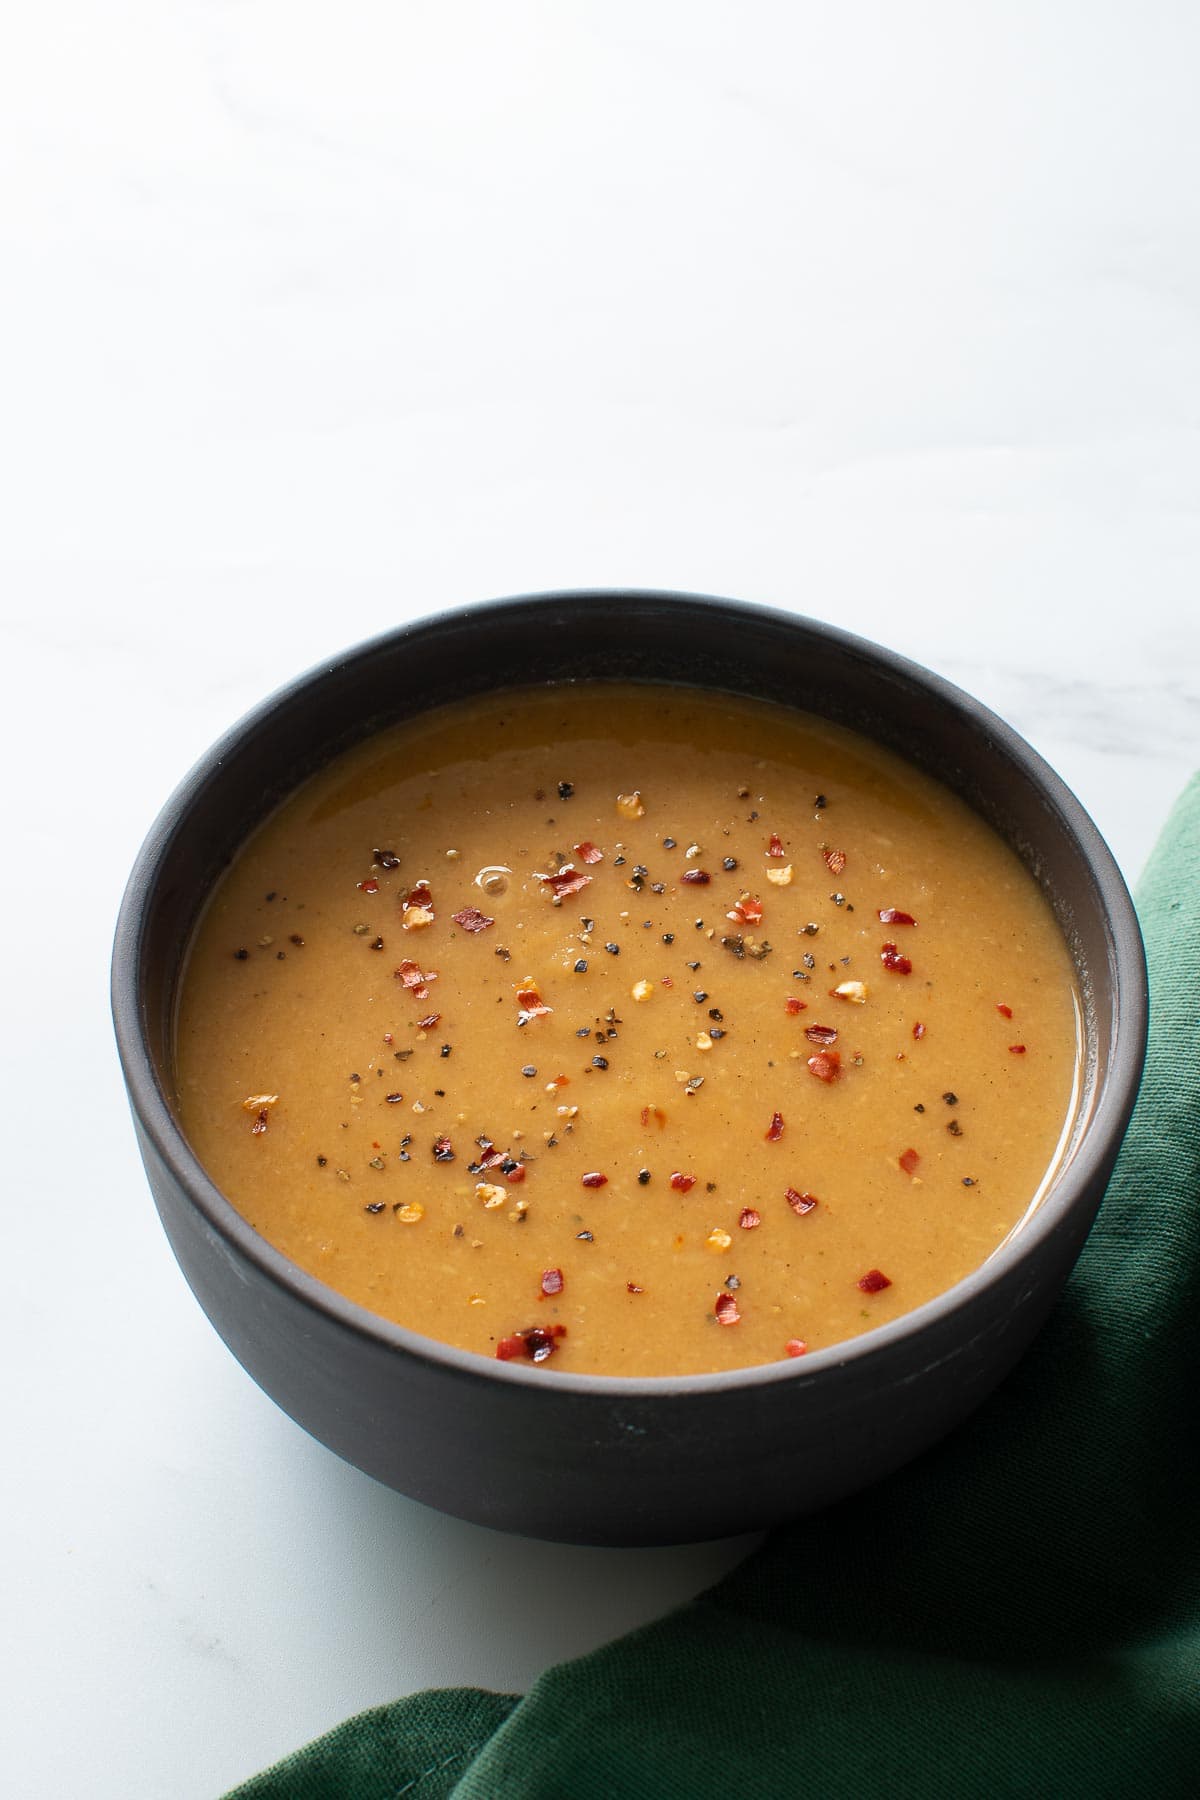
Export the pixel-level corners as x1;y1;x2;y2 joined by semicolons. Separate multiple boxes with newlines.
3;5;1198;1796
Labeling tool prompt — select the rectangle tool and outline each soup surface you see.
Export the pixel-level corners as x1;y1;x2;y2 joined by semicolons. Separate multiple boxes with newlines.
176;683;1079;1377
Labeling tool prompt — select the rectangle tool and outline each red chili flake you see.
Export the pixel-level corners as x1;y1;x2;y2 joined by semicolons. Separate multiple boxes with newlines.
912;1021;926;1040
899;1147;920;1177
641;1105;667;1128
626;1281;644;1294
532;865;593;898
383;1032;394;1045
807;1049;841;1083
727;893;764;925
541;1268;565;1297
880;941;913;974
404;880;434;911
395;959;435;1001
714;1292;741;1326
432;1135;455;1162
495;1323;567;1363
784;996;807;1015
574;841;604;864
451;906;494;933
515;983;553;1021
738;1207;762;1230
417;1012;441;1029
785;1339;807;1358
1009;1043;1028;1055
505;1162;527;1184
823;847;847;876
804;1023;838;1046
251;1108;269;1136
526;1325;566;1362
357;877;379;894
669;1171;697;1192
858;1269;892;1294
681;868;711;885
581;1171;608;1188
767;833;786;858
765;1110;785;1142
785;1188;819;1215
546;1073;571;1090
996;1003;1014;1018
878;907;916;926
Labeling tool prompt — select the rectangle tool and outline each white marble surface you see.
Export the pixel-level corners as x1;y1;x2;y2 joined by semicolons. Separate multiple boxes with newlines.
3;5;1199;1796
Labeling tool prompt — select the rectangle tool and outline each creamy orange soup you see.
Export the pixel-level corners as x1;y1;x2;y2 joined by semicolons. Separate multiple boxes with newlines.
176;684;1079;1377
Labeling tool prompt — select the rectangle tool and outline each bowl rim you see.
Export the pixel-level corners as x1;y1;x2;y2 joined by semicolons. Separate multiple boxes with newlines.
111;588;1149;1398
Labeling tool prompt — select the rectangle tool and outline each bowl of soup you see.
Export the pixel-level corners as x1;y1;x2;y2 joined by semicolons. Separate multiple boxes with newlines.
111;591;1147;1544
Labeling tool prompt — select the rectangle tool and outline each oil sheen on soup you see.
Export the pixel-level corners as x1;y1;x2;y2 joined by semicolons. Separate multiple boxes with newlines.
175;684;1080;1378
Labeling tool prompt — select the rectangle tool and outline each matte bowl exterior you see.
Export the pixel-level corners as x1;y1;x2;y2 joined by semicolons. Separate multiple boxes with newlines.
112;592;1147;1545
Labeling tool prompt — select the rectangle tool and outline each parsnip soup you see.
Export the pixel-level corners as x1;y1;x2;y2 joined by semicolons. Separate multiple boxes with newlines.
175;684;1079;1377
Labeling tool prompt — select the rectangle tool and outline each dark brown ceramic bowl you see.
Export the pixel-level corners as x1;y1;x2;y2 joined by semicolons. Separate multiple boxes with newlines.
111;592;1147;1545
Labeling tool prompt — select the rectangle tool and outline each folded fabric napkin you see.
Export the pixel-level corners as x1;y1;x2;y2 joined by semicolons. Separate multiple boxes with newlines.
227;777;1200;1800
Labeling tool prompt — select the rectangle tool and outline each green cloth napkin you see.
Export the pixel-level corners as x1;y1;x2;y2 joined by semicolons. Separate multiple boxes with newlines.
227;778;1200;1800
